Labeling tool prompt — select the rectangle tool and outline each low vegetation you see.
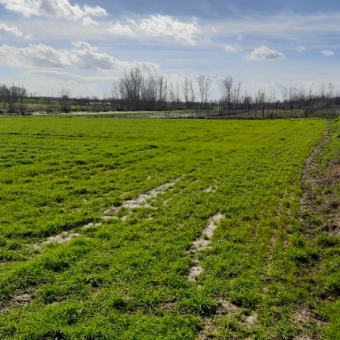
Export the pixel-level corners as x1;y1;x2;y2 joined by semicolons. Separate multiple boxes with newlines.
0;116;338;339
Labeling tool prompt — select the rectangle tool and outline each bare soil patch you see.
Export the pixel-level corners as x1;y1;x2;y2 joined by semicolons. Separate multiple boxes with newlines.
33;179;180;248
187;212;224;281
0;293;32;315
104;178;180;219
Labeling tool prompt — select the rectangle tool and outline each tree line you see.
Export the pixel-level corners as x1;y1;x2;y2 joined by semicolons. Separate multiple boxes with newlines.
111;69;339;117
1;69;339;117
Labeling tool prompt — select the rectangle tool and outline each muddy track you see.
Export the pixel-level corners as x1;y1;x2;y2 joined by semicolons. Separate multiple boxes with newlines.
295;122;337;339
300;123;331;209
299;121;340;236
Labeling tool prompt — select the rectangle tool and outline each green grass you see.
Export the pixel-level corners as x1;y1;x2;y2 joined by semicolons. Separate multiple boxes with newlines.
0;116;337;339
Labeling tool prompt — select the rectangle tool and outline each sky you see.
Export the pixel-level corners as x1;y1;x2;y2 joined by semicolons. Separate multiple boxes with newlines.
0;0;340;99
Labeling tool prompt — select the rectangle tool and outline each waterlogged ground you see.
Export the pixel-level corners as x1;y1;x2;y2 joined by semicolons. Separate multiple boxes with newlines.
0;116;338;339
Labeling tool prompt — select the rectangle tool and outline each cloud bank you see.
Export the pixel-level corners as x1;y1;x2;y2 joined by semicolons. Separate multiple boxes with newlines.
0;23;25;37
0;41;159;72
109;15;199;45
0;0;107;21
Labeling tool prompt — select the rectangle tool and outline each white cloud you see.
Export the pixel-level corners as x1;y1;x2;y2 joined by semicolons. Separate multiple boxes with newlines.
0;23;24;37
297;45;306;52
321;50;334;56
109;15;199;45
109;22;136;38
0;0;107;21
82;16;99;26
0;42;159;72
224;44;239;53
247;46;285;61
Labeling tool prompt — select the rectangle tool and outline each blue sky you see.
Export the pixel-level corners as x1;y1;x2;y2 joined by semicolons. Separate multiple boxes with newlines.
0;0;339;99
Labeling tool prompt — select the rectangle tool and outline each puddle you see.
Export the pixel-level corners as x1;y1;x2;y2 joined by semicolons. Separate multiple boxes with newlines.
187;212;224;281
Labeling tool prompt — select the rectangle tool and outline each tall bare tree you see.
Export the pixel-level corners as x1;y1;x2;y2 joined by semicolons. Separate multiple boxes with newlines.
141;74;158;110
119;68;144;110
189;78;195;106
182;77;190;105
197;75;211;110
221;76;241;114
60;88;71;113
157;76;167;110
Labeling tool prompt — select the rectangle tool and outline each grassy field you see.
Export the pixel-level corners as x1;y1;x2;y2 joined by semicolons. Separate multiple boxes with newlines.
0;116;338;339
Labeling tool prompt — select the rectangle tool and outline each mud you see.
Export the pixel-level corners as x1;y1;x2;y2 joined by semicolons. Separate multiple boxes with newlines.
190;212;224;253
187;265;203;282
187;212;224;281
295;123;334;337
204;185;218;193
244;313;258;328
34;178;180;248
34;232;80;248
104;179;180;216
300;123;340;237
0;293;32;315
82;222;103;230
197;299;240;339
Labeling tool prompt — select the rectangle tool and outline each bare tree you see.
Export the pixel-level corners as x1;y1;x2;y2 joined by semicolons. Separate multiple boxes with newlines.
255;88;266;118
327;82;334;113
243;95;252;112
119;68;144;110
221;76;241;114
18;84;27;113
111;83;120;111
141;74;158;110
2;84;28;113
175;82;181;106
197;75;211;111
189;78;195;107
0;84;9;111
168;82;176;106
288;87;298;116
182;77;190;105
157;76;167;110
60;88;71;113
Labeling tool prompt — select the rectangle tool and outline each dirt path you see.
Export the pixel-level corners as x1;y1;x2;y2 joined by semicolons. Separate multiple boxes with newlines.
294;122;338;339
